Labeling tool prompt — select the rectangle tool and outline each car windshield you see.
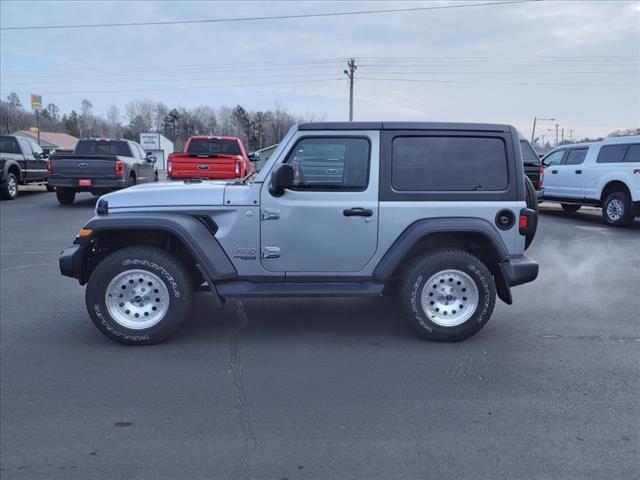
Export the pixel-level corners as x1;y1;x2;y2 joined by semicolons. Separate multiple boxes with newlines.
187;139;241;155
75;140;131;156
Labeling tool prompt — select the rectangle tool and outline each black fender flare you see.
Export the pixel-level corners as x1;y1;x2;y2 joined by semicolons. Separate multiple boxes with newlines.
83;213;237;298
372;218;514;304
2;159;22;181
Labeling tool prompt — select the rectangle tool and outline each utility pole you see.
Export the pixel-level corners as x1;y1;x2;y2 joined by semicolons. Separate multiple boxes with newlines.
569;129;574;141
531;116;555;144
344;58;357;121
555;123;559;146
35;109;40;145
561;128;564;143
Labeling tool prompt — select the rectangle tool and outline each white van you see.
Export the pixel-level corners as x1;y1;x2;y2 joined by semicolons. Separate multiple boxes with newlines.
541;136;640;226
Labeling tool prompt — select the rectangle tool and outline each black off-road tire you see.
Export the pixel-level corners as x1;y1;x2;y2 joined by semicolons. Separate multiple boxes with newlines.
602;191;634;227
399;249;496;342
523;176;538;250
2;173;18;200
128;173;137;187
85;246;193;345
154;171;159;182
561;204;581;213
56;188;76;205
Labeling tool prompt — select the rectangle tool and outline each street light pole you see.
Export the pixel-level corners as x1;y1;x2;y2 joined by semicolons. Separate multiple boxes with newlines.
531;116;555;145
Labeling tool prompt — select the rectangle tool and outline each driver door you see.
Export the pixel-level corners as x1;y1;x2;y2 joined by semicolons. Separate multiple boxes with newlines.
260;132;379;274
541;149;566;196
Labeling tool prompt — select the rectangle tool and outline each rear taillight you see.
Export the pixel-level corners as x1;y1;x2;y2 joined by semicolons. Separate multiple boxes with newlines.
168;160;172;173
114;160;124;175
538;166;544;189
235;162;240;176
519;214;529;230
47;159;52;174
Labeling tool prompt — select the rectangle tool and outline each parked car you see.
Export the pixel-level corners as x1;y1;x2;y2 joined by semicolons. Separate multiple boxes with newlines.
48;138;158;205
0;134;51;200
59;121;539;345
167;136;257;180
520;138;543;193
540;136;640;226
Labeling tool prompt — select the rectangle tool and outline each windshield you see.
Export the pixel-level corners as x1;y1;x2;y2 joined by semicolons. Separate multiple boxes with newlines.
187;139;241;155
75;140;131;156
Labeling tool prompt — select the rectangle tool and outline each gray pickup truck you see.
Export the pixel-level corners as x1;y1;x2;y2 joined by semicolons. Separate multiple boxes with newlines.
60;122;539;345
48;138;158;205
1;134;51;200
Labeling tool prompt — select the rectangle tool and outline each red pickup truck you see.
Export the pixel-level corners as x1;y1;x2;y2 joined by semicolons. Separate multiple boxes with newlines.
167;136;255;180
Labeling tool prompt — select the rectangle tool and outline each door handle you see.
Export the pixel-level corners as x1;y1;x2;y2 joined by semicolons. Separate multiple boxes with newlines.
343;207;373;217
551;170;558;174
575;170;582;174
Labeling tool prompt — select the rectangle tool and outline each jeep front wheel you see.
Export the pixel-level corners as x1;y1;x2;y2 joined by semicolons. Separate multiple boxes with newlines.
85;246;193;345
399;249;496;342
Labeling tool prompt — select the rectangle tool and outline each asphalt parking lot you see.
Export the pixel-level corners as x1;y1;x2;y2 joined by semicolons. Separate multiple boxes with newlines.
1;190;638;480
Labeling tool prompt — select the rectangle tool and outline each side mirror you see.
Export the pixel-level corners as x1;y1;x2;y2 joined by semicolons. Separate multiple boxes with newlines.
149;156;157;164
248;151;261;162
269;164;294;197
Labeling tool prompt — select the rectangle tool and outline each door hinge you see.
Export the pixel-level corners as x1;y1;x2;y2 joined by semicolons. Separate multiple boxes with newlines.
261;209;280;220
262;247;281;259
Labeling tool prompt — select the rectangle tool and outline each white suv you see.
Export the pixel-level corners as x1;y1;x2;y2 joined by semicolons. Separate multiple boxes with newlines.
541;136;640;226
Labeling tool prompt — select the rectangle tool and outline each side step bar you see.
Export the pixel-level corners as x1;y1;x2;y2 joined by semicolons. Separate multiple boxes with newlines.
216;281;384;298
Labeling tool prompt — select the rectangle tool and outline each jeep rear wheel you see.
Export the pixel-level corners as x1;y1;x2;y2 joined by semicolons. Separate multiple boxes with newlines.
85;246;193;345
56;188;76;205
399;249;496;342
602;192;633;227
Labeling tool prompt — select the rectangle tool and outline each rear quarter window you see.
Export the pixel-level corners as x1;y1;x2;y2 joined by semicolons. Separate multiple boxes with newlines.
596;144;628;164
623;144;640;163
0;136;20;154
392;136;508;191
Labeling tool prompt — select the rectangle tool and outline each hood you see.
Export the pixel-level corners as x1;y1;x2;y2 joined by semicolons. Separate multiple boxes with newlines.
100;180;228;212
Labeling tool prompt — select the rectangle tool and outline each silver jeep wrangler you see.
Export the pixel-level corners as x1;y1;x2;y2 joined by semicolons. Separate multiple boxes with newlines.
60;122;539;345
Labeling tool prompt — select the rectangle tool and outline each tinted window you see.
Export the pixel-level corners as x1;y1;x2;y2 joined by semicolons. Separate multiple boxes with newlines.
520;140;540;165
17;138;32;155
392;136;508;191
623;144;640;163
597;144;628;163
75;140;132;156
0;136;20;154
565;148;588;165
542;150;565;167
187;139;241;155
285;137;370;190
29;140;43;156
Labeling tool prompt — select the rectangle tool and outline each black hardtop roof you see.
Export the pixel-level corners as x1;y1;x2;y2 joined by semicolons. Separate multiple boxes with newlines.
298;121;513;132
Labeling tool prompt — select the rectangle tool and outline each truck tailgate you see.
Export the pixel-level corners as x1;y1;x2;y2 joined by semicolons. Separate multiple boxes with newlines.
50;155;117;177
169;154;238;178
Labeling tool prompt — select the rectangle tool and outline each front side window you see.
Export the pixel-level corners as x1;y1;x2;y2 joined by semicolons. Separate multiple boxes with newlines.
565;148;588;165
29;140;43;156
17;138;32;155
392;136;508;191
542;150;565;167
597;144;628;164
285;137;370;190
623;144;640;163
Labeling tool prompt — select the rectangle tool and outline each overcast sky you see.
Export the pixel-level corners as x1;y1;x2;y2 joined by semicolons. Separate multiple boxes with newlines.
1;0;638;140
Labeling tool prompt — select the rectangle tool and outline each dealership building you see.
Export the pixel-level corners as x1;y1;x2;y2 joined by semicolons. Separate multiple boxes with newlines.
140;133;174;170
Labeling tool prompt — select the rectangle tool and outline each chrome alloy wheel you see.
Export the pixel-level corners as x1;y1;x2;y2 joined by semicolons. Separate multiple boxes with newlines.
420;269;479;327
7;176;17;198
606;198;624;222
105;269;170;329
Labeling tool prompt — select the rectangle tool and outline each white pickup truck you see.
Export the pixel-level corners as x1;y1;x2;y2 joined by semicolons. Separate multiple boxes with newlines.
541;136;640;226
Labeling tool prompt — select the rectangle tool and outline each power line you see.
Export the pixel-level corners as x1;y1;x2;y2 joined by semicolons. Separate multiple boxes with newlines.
0;77;342;96
0;0;540;31
358;76;638;86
